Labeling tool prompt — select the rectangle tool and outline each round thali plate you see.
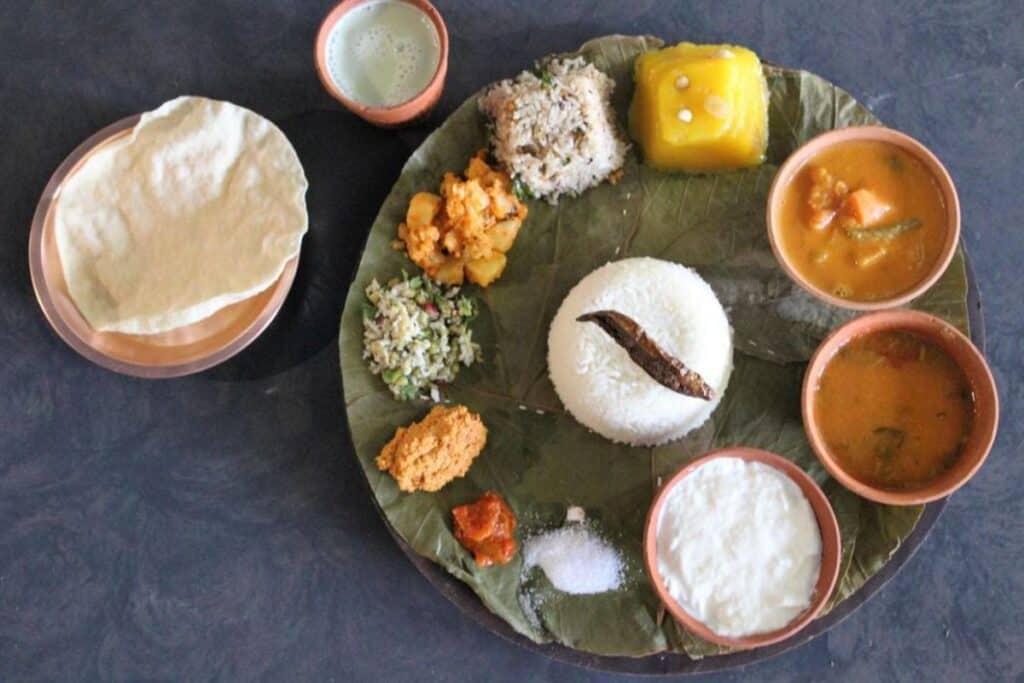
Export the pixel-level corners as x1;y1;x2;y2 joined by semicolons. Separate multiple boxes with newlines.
337;35;986;675
28;115;299;378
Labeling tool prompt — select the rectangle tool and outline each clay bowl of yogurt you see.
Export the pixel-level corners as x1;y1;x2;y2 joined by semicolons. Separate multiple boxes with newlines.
643;448;841;649
314;0;448;126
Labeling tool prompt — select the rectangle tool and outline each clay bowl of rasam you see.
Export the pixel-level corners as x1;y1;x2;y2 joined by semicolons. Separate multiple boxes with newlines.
644;448;841;650
803;309;999;505
315;0;449;126
766;126;960;310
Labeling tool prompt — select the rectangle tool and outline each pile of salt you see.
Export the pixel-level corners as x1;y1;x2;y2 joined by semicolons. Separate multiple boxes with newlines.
523;525;623;595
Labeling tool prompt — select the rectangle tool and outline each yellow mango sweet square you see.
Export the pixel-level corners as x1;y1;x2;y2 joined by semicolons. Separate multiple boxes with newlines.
629;43;769;171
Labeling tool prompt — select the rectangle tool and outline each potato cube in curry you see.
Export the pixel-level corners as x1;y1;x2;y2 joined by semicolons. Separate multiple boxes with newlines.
465;253;507;287
434;258;465;286
488;220;521;253
406;192;442;229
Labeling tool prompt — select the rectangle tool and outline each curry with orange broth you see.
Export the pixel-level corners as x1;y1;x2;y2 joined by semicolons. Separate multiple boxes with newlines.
777;140;947;301
814;330;973;489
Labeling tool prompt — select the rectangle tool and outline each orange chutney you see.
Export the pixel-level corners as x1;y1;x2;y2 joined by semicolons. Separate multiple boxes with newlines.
777;140;947;301
452;491;517;567
814;330;974;489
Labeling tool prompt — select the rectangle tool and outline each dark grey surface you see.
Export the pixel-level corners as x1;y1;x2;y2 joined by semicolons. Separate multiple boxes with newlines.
1;1;1020;681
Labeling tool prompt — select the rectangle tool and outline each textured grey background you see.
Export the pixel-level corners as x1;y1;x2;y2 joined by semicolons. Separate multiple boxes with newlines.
1;1;1021;680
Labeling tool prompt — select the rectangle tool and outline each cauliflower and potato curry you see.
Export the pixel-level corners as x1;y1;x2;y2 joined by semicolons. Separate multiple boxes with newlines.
397;151;528;288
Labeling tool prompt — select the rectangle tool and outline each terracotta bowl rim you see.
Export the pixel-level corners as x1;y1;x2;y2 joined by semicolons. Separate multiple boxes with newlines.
802;309;1000;505
313;0;449;122
766;125;961;311
643;447;841;650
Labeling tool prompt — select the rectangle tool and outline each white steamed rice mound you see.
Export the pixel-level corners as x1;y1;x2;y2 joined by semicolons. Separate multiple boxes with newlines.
547;258;733;446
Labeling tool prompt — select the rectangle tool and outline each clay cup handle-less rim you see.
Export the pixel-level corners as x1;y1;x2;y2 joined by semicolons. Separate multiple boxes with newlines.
765;126;961;311
314;0;449;127
802;309;999;505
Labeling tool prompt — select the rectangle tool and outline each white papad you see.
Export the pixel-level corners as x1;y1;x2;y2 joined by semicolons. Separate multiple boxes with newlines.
54;96;308;334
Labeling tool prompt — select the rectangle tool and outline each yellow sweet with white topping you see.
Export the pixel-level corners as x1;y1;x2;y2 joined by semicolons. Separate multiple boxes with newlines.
629;43;769;171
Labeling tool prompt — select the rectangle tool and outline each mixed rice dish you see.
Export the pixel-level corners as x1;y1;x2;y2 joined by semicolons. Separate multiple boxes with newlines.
479;56;628;204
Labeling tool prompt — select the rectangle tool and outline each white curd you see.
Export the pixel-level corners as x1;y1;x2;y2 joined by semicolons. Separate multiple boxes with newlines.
655;457;822;637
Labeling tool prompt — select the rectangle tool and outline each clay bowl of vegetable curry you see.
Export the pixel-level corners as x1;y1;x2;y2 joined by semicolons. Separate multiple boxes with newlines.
767;126;960;310
802;310;998;505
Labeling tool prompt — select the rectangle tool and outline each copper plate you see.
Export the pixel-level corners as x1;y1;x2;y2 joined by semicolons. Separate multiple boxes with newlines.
28;115;300;378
